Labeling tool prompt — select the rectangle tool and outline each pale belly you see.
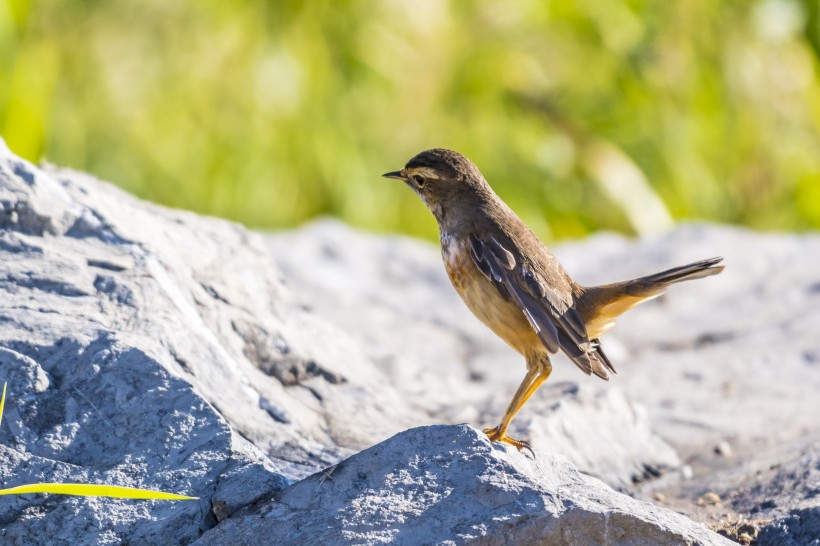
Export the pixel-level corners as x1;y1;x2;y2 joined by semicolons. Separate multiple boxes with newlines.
441;233;540;355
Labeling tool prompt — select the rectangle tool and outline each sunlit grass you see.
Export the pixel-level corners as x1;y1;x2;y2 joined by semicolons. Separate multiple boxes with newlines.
0;382;198;501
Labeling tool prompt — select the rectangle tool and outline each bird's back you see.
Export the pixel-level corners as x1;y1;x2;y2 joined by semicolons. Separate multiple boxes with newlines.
439;202;580;357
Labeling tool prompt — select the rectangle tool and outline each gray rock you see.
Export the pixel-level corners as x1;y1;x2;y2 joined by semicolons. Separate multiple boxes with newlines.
195;424;732;546
267;219;820;525
1;135;681;543
266;221;684;489
0;140;412;542
555;226;820;463
0;339;286;545
758;508;820;546
266;220;820;465
506;383;681;489
715;440;820;545
3;136;815;543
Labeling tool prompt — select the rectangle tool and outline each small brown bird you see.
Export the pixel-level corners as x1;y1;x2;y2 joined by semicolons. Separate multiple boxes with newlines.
384;148;724;452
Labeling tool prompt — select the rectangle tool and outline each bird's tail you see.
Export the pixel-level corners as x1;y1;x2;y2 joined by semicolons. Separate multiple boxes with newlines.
630;257;725;286
579;257;724;338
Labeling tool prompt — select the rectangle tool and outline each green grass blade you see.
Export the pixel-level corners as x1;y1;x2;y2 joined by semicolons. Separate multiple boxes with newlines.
0;483;198;500
0;383;195;501
0;382;6;429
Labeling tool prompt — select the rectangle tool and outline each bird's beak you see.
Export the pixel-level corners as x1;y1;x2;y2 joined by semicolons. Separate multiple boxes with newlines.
382;170;406;181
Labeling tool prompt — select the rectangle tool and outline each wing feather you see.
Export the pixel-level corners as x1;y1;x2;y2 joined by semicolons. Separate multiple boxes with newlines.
469;233;616;379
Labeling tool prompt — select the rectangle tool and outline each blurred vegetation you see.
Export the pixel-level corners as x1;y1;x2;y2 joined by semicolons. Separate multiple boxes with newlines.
2;0;820;241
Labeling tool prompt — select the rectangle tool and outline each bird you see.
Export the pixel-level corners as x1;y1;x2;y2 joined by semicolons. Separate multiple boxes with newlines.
383;148;724;452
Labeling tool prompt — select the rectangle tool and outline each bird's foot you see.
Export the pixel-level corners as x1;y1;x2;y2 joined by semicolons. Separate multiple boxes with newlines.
483;426;534;457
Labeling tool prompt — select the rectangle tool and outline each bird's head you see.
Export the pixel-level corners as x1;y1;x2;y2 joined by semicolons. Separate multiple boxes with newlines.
383;148;491;224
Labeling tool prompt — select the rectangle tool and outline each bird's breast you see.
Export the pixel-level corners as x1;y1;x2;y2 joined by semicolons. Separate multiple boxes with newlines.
441;232;469;287
440;232;539;355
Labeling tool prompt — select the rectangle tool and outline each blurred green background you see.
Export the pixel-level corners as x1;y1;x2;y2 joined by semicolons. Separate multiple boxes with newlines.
2;0;820;241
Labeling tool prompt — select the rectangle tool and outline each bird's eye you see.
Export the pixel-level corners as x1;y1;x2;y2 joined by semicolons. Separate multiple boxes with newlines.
412;175;425;187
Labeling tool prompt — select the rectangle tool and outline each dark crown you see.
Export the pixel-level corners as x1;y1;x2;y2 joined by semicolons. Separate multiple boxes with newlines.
406;148;481;181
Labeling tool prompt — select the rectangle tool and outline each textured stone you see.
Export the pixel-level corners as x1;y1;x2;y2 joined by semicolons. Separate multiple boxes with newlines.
266;221;685;489
0;140;406;543
195;424;732;546
715;440;820;545
267;219;820;509
3;137;817;543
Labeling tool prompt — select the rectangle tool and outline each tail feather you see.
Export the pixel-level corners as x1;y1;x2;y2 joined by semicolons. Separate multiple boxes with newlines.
579;257;724;338
632;257;724;289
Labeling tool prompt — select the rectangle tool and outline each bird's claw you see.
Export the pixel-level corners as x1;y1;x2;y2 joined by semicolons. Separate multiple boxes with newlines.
483;426;535;457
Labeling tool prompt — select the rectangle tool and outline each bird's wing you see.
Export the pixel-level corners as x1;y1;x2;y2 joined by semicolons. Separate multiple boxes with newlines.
469;233;616;379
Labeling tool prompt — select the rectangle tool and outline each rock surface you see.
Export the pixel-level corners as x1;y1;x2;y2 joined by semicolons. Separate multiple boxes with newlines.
0;140;415;542
715;438;820;545
1;137;818;544
265;222;685;489
267;219;820;465
195;424;732;546
268;219;820;540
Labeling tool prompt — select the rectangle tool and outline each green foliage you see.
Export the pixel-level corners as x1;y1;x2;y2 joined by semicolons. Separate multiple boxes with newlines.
2;0;820;241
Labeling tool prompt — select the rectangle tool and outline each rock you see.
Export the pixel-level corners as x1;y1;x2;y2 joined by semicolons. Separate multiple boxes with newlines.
267;218;820;525
714;441;732;458
266;221;684;489
698;492;722;507
2;137;816;543
758;508;820;546
0;342;286;545
267;220;820;465
505;383;681;489
195;424;732;546
0;138;682;543
0;140;415;542
722;440;820;545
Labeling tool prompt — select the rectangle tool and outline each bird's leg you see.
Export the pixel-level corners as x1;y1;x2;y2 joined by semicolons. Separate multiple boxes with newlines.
483;358;552;454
